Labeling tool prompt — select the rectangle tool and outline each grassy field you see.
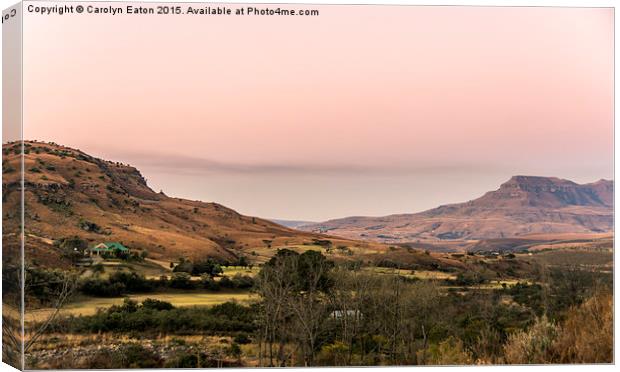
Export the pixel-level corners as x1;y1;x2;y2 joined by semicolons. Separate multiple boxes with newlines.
364;266;457;281
86;258;170;279
221;266;260;277
26;290;255;321
523;248;613;268
90;259;259;280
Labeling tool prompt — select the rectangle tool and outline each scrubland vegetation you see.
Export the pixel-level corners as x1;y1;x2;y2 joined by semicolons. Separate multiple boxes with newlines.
11;246;612;368
1;141;613;368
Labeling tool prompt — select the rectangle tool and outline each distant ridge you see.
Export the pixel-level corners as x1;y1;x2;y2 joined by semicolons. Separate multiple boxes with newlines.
299;176;613;243
270;219;317;229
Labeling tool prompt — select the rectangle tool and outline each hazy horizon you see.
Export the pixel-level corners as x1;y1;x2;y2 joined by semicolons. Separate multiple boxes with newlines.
22;3;613;221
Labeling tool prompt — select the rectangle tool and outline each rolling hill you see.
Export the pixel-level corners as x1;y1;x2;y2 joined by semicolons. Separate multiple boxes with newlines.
299;176;613;244
2;141;379;267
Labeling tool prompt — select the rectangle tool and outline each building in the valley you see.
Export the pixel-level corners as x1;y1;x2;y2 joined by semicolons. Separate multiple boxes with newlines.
89;242;129;256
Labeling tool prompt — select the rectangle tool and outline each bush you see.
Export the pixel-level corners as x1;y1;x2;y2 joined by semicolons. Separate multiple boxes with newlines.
551;292;612;363
230;274;255;289
164;352;207;368
48;301;257;335
78;219;102;233
233;333;251;345
192;259;223;277
173;260;194;274
219;276;234;289
317;341;349;366
170;272;194;289
142;298;175;311
454;271;488;286
503;316;558;364
79;272;157;297
25;268;76;305
426;337;473;365
201;274;220;291
91;264;104;274
82;343;163;368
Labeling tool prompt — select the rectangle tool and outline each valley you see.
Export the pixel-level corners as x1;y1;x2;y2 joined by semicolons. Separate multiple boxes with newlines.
2;141;613;368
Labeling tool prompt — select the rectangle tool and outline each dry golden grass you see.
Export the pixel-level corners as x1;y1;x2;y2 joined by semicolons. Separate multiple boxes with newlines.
221;266;260;277
25;290;255;321
363;267;458;281
91;259;171;279
6;141;354;266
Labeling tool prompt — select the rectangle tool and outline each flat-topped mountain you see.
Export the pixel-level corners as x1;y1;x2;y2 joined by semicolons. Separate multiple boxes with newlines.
299;176;613;243
466;176;612;209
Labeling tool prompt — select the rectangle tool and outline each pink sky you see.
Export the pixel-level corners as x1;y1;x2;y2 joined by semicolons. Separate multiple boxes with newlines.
21;2;613;220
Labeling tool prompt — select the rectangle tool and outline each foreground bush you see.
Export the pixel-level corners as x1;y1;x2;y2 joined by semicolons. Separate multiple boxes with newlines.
503;316;558;364
81;343;163;369
552;292;612;363
503;291;612;364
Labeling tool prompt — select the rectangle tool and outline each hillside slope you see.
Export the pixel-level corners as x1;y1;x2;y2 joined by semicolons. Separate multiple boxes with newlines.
2;141;362;265
300;176;613;243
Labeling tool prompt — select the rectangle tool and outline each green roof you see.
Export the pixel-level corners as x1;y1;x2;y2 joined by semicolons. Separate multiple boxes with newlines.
91;242;129;252
106;242;129;251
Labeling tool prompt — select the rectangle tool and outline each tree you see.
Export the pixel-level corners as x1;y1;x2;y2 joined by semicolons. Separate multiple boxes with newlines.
170;272;193;289
55;236;88;264
288;251;333;365
326;266;377;365
255;249;300;366
17;266;80;362
237;256;249;268
191;259;223;278
254;249;335;366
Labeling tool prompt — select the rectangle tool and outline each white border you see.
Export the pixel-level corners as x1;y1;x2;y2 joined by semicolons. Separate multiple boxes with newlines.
0;1;617;372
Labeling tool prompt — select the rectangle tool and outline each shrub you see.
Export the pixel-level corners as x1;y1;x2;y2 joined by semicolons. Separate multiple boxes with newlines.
454;271;488;286
426;337;473;365
317;341;349;366
78;219;102;233
170;272;194;289
47;301;257;335
503;316;558;364
82;343;163;368
164;352;207;368
191;259;223;277
142;298;175;311
173;260;194;274
91;264;104;274
201;274;220;291
231;274;255;289
219;276;234;289
233;333;251;345
551;292;612;363
79;272;157;297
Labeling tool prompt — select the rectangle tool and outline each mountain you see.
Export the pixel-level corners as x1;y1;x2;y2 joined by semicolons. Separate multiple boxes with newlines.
299;176;614;243
2;141;367;267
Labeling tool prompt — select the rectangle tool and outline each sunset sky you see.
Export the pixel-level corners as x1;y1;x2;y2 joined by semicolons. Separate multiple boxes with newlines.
21;3;613;221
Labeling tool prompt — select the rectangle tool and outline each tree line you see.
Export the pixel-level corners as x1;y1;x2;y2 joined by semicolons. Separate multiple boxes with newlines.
252;249;612;366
